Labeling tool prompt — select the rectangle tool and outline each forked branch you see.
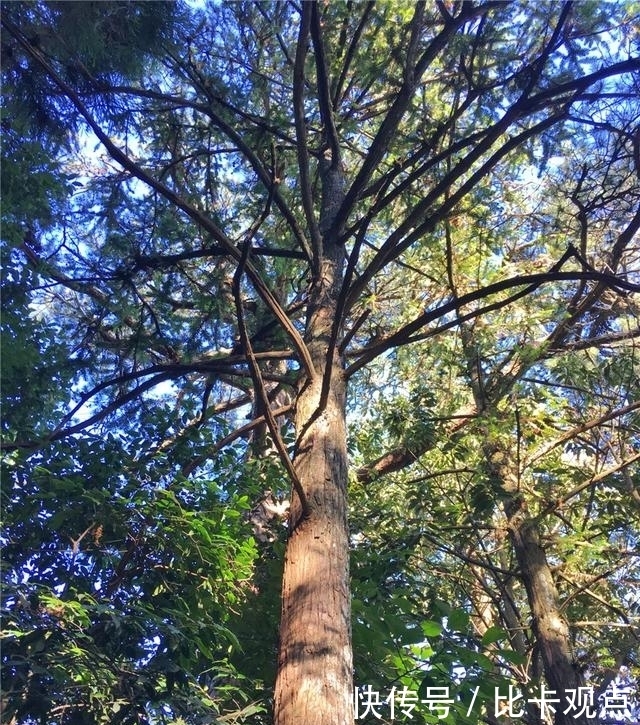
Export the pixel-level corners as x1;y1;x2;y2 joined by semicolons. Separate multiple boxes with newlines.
232;243;310;519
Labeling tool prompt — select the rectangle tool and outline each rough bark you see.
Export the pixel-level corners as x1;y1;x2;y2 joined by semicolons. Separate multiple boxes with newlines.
455;307;593;725
507;509;595;725
273;147;352;723
273;365;352;725
491;456;596;725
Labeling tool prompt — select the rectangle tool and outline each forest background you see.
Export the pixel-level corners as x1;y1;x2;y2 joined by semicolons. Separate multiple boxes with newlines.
1;2;639;725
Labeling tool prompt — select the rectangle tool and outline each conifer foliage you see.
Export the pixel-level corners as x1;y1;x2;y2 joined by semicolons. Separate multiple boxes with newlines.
2;2;639;724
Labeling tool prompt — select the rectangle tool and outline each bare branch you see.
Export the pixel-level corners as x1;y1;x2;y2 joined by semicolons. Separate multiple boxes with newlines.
331;2;374;110
329;3;483;238
527;402;640;468
293;2;322;269
233;243;310;518
310;2;342;167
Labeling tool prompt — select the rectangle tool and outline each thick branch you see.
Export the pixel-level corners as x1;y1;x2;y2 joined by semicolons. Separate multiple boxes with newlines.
328;2;484;238
0;350;294;451
348;258;640;373
310;2;341;168
2;17;316;383
331;2;374;110
345;57;640;301
347;112;564;302
233;243;310;517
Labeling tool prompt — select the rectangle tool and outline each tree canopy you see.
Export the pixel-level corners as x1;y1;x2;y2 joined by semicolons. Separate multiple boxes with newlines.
1;2;639;724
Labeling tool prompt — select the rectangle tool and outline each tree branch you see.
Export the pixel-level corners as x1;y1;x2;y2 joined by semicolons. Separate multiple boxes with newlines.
348;250;640;373
293;1;322;270
2;16;317;383
310;2;342;167
179;402;294;478
527;402;640;468
328;2;483;238
331;2;374;110
233;242;310;518
542;452;640;517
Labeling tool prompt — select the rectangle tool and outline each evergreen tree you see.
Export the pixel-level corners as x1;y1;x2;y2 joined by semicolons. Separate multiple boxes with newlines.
2;2;639;723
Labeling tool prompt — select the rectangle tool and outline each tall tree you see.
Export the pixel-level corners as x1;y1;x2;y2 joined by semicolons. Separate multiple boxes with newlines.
2;2;639;724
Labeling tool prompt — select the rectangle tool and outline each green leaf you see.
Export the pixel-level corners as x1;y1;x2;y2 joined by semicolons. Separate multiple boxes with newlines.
421;621;443;638
481;626;507;646
448;609;470;631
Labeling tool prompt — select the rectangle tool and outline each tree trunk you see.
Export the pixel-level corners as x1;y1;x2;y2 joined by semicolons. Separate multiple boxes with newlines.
487;441;596;725
273;366;352;725
459;321;595;724
273;156;352;723
506;504;595;725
